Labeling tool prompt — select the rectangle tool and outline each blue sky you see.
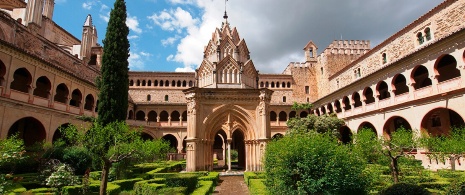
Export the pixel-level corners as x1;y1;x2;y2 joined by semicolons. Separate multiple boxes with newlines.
51;0;444;73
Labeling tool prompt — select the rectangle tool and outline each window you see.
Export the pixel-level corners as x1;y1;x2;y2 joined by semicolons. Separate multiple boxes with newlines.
382;53;387;64
306;97;309;102
305;86;309;94
425;27;431;41
336;79;340;88
147;94;151;101
164;95;169;102
320;67;324;75
417;32;424;45
309;48;313;58
283;96;287;103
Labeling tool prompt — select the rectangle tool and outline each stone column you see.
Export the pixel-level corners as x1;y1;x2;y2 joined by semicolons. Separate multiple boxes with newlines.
227;139;232;172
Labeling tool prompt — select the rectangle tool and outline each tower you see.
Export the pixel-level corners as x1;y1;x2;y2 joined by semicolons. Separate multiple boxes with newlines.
24;0;44;26
43;0;55;19
304;40;318;63
80;14;96;63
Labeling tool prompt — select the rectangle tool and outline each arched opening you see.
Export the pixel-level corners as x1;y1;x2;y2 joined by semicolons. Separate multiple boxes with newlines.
177;80;181;87
160;111;169;121
421;108;465;136
300;111;308;118
392;74;409;95
260;82;264;88
148;111;157;122
142;80;146;86
435;54;460;82
334;100;342;113
282;82;285;88
265;82;269;88
171;111;180;121
33;76;51;98
52;123;71;144
10;68;32;93
183;80;187;87
162;134;178;153
129;80;134;86
136;80;140;86
69;89;82;107
213;130;227;163
189;81;193;87
141;132;154;140
276;82;280;88
270;111;277;121
353;92;362;108
343;96;351;111
278;111;287;121
358;122;377;136
147;94;151;101
363;87;375;104
172;80;176;87
8;117;46;147
128;110;134;119
154;80;159;86
320;107;326;115
327;103;333;113
272;133;284;141
165;80;169;86
54;83;69;103
84;94;94;111
232;130;246;169
377;81;390;100
383;116;412;138
159;80;164;86
315;109;321;116
148;80;152;86
182;137;187;153
339;126;352;144
182;111;187;121
136;110;145;121
412;65;432;89
289;111;296;118
271;82;275;88
287;82;291;88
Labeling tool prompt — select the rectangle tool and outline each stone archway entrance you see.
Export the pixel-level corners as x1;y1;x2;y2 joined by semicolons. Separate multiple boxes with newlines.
232;130;246;169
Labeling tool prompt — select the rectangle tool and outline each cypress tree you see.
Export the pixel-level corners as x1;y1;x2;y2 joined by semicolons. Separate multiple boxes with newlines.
97;0;130;126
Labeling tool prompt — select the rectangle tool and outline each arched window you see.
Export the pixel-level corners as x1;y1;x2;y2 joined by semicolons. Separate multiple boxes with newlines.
417;32;424;45
270;111;277;121
182;80;187;87
164;95;169;102
142;80;146;86
436;55;460;82
136;111;145;121
70;89;82;107
160;111;169;121
172;80;176;87
282;82;285;88
271;82;275;88
148;80;152;86
287;82;291;88
159;80;163;86
147;94;151;101
334;100;342;113
189;81;193;87
10;68;32;93
171;111;180;121
343;96;351;110
364;87;375;104
276;82;280;88
265;82;269;88
279;111;287;121
84;94;94;111
165;80;169;86
177;80;181;87
412;65;432;89
353;92;362;108
129;80;134;86
283;96;287;103
54;83;69;103
382;53;387;64
377;81;390;100
393;74;409;95
33;76;51;98
148;111;157;122
128;110;134;119
260;82;264;88
425;27;431;41
136;80;140;86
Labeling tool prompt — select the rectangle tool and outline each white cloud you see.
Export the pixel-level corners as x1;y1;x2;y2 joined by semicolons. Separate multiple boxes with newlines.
99;14;109;22
161;35;180;47
166;54;175;61
147;7;199;33
127;15;143;34
129;51;153;70
168;0;195;5
82;2;94;10
140;52;152;57
175;66;195;72
100;4;109;12
128;35;139;40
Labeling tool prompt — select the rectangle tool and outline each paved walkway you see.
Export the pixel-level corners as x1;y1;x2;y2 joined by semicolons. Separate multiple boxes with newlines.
213;175;250;195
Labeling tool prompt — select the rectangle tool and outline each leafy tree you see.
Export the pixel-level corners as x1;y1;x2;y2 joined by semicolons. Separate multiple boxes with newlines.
420;127;465;171
97;0;130;126
265;132;369;194
0;135;25;193
354;127;418;183
352;128;382;164
291;102;312;112
62;122;170;195
286;113;344;138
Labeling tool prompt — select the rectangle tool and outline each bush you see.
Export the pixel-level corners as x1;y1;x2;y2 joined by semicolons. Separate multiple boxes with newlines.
111;178;143;191
249;179;267;195
133;179;166;195
244;172;265;186
192;181;214;195
379;183;431;195
265;133;369;195
61;146;92;175
444;179;465;195
198;172;220;186
61;182;121;195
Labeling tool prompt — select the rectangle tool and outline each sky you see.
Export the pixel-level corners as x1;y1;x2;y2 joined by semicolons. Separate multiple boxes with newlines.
51;0;444;73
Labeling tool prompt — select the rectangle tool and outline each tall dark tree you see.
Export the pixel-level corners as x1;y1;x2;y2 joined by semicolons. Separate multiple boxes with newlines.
97;0;129;126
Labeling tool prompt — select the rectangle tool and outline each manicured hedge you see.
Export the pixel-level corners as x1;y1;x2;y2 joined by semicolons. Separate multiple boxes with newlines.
5;183;27;194
111;178;144;191
244;172;265;186
192;181;214;195
29;187;56;193
133;178;166;195
90;171;102;180
198;172;220;186
249;179;267;195
61;182;121;195
437;169;465;178
156;187;187;195
164;174;199;193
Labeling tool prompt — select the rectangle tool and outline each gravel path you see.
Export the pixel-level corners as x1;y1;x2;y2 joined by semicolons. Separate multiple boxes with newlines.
213;175;250;195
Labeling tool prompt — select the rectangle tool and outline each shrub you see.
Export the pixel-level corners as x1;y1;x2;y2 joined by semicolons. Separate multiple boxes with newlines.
164;174;198;193
379;183;431;195
133;179;166;195
249;179;267;195
192;181;214;195
198;172;220;186
265;133;369;195
244;172;265;186
444;179;465;195
111;178;143;191
156;187;187;194
46;163;80;191
61;146;92;175
61;182;121;195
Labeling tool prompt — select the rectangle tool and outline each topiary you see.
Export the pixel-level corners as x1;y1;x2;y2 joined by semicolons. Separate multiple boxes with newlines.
379;183;431;195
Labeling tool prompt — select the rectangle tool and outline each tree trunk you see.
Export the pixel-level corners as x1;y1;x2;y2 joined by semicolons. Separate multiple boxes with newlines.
99;159;112;195
450;156;456;171
391;157;399;183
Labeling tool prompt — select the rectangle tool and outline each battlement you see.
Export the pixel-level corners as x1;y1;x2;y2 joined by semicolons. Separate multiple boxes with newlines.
282;62;309;74
322;40;371;56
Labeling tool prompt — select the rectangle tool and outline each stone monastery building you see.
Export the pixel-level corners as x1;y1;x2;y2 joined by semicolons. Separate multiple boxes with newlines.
1;0;465;171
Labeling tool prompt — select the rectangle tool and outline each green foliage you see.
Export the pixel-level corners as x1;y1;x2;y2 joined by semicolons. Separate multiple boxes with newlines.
192;180;214;195
61;146;93;175
379;183;431;195
291;102;312;111
420;127;465;171
286;113;345;137
264;133;369;195
444;178;465;195
352;128;383;164
149;173;199;193
0;135;25;194
244;172;265;186
198;172;220;186
111;178;143;191
249;179;267;195
133;179;166;195
97;0;130;126
61;182;121;195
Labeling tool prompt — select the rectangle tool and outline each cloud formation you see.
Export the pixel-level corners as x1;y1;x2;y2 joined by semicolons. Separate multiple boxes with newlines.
162;0;443;73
